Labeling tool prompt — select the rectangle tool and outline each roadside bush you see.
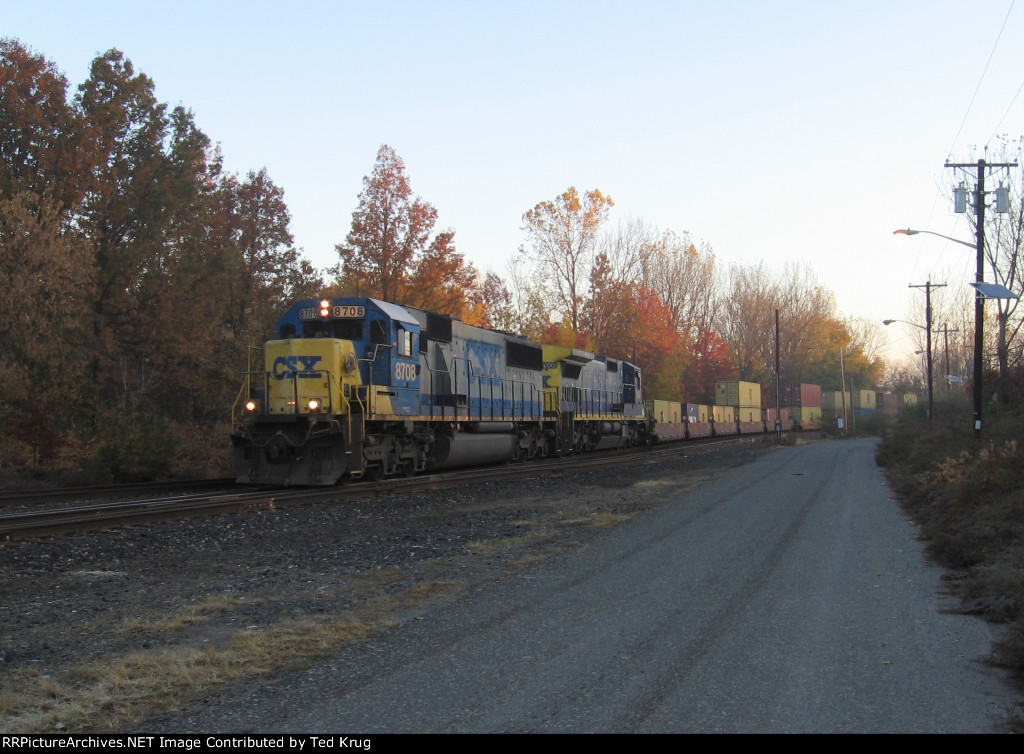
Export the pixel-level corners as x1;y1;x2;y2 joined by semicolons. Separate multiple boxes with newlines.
94;413;176;482
168;421;234;479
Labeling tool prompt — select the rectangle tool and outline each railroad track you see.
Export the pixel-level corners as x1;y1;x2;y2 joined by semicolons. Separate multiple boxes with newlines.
0;435;769;542
0;477;237;507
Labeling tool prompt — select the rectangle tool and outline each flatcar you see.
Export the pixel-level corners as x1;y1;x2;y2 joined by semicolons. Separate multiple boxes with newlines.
231;297;649;485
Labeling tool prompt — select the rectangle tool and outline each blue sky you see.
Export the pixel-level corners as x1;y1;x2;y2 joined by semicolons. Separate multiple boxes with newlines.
8;1;1024;362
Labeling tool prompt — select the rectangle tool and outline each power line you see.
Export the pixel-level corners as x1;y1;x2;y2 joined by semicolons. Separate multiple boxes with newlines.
986;76;1024;145
946;0;1016;158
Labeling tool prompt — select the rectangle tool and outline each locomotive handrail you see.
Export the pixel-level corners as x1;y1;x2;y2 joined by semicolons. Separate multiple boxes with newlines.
422;356;544;424
231;382;248;431
461;357;545;423
233;370;271;430
358;344;393;415
561;385;626;417
424;362;452;421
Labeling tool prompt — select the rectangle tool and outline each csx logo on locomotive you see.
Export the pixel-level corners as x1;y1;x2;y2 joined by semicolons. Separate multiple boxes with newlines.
272;355;323;379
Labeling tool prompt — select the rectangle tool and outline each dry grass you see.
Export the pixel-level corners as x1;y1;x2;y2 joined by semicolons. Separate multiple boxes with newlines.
0;584;440;733
122;594;248;634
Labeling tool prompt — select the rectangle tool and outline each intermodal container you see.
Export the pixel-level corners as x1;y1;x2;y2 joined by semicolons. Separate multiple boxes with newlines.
784;383;822;408
712;405;736;423
686;404;710;422
645;399;682;423
793;406;822;430
715;380;762;408
852;389;876;409
736;406;760;423
880;392;900;416
822;391;852;411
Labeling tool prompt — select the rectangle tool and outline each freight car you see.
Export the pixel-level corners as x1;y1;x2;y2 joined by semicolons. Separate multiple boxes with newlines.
231;297;650;485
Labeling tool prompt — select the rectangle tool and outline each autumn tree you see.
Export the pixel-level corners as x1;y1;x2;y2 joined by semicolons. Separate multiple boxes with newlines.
469;271;517;332
717;262;780;382
503;255;552;341
336;145;477;316
403;230;479;316
0;191;93;412
520;187;614;333
0;41;95;454
684;328;734;403
217;167;321;349
643;230;717;339
0;39;89;210
799;317;883;391
74;49;182;408
583;218;657;350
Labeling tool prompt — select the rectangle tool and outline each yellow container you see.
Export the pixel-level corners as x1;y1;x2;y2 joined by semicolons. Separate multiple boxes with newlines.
715;380;762;408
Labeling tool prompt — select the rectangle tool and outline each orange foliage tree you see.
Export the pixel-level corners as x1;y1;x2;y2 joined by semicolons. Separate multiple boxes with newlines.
335;145;479;318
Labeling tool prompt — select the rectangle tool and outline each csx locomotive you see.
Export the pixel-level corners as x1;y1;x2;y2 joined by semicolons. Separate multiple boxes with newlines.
232;297;649;485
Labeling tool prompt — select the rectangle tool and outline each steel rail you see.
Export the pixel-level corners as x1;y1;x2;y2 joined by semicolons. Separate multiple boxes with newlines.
0;478;237;507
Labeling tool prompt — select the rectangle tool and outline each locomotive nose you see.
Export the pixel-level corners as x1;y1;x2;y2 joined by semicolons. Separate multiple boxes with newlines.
265;436;293;464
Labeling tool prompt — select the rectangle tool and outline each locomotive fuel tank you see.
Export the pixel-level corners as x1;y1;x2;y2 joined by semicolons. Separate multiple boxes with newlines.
427;431;518;470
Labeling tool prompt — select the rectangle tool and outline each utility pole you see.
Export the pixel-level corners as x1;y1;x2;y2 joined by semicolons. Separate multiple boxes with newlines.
839;346;848;432
909;281;945;422
774;309;782;440
945;158;1016;437
934;322;959;395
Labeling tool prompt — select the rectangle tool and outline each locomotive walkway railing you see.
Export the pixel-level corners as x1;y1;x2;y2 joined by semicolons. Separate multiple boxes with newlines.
424;358;544;423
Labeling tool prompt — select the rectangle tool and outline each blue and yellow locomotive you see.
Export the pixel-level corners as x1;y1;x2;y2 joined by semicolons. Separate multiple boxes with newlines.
232;297;649;485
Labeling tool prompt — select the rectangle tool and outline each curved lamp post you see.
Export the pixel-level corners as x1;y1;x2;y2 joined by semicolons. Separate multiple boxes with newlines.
884;318;932;422
892;228;975;249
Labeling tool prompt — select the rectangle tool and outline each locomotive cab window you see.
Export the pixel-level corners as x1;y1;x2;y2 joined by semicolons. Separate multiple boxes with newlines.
562;363;583;379
398;327;414;357
332;320;362;340
302;321;330;338
370;319;389;346
280;323;297;339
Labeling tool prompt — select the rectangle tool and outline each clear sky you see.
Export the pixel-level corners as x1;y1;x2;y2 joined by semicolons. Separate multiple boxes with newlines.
8;1;1024;363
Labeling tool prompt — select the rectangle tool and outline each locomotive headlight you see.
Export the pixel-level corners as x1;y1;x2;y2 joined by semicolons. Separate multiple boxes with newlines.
319;299;330;317
307;398;322;412
244;399;258;413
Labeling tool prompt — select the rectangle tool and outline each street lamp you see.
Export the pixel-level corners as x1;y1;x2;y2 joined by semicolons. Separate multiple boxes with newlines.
884;318;933;422
893;228;975;249
894;227;983;437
